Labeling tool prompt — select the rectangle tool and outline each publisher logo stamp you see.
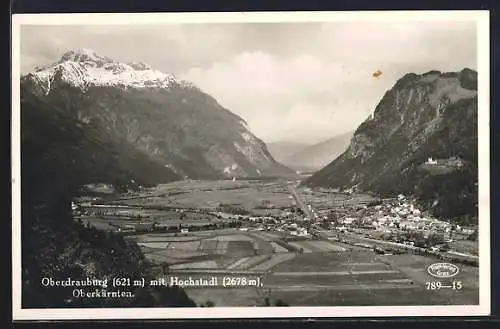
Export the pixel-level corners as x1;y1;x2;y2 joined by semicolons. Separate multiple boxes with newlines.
427;263;460;278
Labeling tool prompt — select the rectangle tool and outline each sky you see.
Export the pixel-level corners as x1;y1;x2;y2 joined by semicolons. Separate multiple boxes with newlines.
20;20;477;144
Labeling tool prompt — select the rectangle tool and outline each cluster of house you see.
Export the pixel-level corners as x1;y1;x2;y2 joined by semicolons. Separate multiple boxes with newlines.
72;190;475;247
72;201;245;233
332;194;476;239
117;223;191;234
82;183;115;194
228;208;311;237
425;156;464;168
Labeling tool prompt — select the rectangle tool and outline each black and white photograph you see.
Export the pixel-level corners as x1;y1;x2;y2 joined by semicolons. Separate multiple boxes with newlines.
11;11;490;319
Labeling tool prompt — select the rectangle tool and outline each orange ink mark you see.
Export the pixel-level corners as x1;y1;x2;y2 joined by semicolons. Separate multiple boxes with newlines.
372;70;382;78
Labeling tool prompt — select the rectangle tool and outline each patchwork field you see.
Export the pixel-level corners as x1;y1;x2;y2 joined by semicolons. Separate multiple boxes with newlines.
264;271;409;286
136;234;203;242
114;179;296;211
168;240;201;251
134;231;299;271
131;229;480;306
137;241;170;249
270;242;288;253
268;286;438;306
295;187;378;210
170;260;219;270
84;178;479;307
138;228;467;306
252;253;296;271
247;233;275;254
380;253;479;293
131;222;481;307
230;255;272;270
272;250;383;272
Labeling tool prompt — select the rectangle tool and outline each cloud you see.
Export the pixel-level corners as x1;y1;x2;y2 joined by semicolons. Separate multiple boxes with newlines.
179;21;476;143
315;21;477;66
181;51;387;143
19;21;477;144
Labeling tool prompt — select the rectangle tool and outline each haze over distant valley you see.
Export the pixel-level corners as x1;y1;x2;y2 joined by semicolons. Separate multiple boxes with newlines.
270;131;354;171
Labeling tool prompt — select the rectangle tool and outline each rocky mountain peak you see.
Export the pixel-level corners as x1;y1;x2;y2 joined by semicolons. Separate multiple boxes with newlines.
25;49;194;93
127;61;153;71
59;48;112;64
369;69;477;125
458;68;478;90
21;50;293;181
305;68;478;223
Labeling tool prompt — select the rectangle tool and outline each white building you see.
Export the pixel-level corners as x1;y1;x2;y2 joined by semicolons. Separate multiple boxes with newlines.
378;217;388;224
342;217;356;225
426;157;438;165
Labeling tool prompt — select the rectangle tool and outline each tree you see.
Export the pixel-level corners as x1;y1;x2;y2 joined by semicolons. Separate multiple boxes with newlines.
427;232;445;246
275;299;289;306
467;229;478;241
200;300;215;307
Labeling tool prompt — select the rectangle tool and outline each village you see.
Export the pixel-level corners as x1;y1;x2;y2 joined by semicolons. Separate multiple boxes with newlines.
72;181;478;264
67;178;480;307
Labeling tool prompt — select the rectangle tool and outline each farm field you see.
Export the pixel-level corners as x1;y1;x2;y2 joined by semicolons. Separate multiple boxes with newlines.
132;231;298;271
272;251;384;272
268;286;455;306
448;240;479;256
380;254;479;290
112;179;295;212
163;233;480;307
137;225;477;306
78;178;480;307
136;234;204;242
295;187;378;210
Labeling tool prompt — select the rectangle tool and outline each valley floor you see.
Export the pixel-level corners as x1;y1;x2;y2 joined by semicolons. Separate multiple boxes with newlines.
74;178;479;307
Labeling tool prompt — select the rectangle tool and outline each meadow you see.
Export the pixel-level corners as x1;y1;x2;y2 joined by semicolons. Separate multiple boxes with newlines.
84;178;479;307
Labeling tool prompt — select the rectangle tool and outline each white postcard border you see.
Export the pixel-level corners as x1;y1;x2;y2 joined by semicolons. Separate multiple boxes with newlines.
11;10;491;320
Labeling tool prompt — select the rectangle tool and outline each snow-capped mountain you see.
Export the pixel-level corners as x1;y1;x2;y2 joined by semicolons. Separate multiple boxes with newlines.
25;48;196;93
21;49;292;183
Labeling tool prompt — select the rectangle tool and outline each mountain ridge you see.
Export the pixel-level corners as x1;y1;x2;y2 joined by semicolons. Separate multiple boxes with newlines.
20;48;293;307
22;49;292;182
304;68;478;224
267;141;312;165
281;131;354;171
24;48;196;93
